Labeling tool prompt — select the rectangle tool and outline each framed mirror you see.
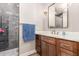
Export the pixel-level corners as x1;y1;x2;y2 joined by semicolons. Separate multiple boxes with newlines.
48;3;68;28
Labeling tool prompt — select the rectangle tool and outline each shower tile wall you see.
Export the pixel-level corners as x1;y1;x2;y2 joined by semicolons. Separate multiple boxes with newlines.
9;15;19;49
0;3;19;51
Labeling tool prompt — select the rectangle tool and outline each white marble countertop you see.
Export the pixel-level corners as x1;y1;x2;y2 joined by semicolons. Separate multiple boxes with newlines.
36;31;79;42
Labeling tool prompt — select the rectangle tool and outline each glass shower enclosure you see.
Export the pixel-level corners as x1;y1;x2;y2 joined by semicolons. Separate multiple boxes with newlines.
0;3;19;56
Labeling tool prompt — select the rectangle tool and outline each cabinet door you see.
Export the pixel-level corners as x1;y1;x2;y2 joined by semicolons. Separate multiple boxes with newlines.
48;44;56;56
77;43;79;56
36;35;41;55
41;41;48;56
59;39;77;52
58;48;77;56
36;35;41;47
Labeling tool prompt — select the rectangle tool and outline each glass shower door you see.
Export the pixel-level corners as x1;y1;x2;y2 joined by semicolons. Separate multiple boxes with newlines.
0;3;19;56
0;13;9;52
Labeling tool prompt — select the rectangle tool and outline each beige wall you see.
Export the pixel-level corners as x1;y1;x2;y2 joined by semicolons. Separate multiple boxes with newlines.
19;3;36;55
43;3;79;32
19;3;46;55
67;3;79;32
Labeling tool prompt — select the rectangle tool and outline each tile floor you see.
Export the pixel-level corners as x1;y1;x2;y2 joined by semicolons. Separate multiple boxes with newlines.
29;53;40;56
0;48;18;56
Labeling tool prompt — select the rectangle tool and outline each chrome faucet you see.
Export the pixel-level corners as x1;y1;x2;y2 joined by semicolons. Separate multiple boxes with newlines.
52;30;56;34
51;30;59;35
62;31;66;36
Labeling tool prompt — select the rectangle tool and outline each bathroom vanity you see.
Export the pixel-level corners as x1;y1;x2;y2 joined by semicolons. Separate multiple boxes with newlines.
35;31;79;56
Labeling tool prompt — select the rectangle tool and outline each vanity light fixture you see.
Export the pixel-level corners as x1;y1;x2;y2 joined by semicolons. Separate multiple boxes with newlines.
44;11;48;16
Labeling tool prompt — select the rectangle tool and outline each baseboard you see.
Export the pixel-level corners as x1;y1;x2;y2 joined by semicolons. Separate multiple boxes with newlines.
20;49;36;56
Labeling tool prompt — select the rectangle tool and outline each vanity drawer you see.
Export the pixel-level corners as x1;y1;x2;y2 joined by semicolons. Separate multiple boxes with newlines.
59;40;77;52
41;36;48;41
41;36;56;45
59;48;77;56
48;37;56;45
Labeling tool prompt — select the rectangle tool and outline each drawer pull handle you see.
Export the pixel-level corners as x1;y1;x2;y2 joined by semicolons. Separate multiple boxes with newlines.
61;44;71;48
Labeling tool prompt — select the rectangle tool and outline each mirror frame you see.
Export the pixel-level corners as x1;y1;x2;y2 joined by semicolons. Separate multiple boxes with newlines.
48;3;69;29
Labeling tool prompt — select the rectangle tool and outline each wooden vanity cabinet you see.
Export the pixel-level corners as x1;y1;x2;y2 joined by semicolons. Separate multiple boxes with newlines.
77;43;79;55
57;39;78;56
57;48;77;56
36;34;79;56
48;43;56;56
36;34;41;55
41;36;56;56
41;41;49;56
